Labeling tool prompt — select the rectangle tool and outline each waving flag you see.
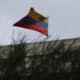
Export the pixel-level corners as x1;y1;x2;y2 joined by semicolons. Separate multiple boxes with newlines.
13;8;48;36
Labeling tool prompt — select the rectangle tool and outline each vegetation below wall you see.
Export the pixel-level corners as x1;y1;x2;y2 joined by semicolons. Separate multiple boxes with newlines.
0;40;80;80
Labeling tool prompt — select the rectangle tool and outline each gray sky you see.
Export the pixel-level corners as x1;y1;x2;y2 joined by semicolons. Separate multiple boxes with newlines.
0;0;80;45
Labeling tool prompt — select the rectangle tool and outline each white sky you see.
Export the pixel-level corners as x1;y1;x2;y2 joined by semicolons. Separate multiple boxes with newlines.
0;0;80;45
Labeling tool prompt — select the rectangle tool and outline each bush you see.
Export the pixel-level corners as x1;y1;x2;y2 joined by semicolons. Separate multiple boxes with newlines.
0;39;80;80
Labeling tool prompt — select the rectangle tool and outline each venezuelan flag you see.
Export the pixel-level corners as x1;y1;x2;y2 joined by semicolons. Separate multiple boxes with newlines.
13;8;48;36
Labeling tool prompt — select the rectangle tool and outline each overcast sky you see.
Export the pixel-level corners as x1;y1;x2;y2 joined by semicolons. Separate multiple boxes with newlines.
0;0;80;45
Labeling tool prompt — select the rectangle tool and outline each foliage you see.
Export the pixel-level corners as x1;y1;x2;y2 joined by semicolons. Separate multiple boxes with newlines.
0;39;80;80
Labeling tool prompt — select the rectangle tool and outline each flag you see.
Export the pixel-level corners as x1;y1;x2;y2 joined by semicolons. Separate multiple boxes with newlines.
13;8;48;36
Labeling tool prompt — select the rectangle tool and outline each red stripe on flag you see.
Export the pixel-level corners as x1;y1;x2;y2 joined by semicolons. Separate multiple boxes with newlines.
14;22;48;36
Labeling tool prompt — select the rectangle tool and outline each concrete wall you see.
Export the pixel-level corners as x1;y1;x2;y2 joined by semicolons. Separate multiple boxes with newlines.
0;37;80;59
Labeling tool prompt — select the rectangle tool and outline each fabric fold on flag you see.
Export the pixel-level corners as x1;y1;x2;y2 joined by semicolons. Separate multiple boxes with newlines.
13;8;48;36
